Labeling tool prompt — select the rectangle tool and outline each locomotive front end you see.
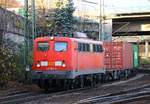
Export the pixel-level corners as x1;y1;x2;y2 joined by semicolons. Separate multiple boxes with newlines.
32;37;73;89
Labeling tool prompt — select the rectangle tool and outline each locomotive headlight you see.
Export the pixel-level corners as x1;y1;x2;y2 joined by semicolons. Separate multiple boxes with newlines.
62;63;66;67
62;60;66;67
50;37;54;40
37;63;40;67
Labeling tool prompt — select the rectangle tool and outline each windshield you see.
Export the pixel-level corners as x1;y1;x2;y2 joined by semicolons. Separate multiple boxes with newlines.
54;42;67;52
37;42;49;51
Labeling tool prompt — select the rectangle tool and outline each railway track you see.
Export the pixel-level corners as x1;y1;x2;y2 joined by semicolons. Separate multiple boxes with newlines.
1;84;150;104
76;84;150;104
0;86;92;104
77;91;150;104
109;94;150;104
0;91;43;104
0;74;149;104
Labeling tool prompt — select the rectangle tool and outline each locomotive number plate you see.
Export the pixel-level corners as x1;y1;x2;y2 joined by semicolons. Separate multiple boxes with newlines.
55;61;62;66
41;61;48;66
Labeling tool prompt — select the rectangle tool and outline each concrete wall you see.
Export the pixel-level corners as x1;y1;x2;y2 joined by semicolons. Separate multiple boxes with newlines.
0;7;31;45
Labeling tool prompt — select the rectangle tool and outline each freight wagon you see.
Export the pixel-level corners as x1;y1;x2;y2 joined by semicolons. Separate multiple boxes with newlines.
103;42;138;80
32;36;138;90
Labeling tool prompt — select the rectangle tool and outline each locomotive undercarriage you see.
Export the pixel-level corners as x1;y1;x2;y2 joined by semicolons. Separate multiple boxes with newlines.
33;69;136;91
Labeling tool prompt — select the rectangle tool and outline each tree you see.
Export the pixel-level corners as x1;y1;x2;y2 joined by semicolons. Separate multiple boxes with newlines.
51;0;75;33
0;0;21;8
33;0;55;36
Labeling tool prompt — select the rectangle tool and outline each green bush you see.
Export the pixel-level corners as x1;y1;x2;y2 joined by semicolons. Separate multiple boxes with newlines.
12;44;33;83
0;45;15;86
140;58;150;65
0;44;33;87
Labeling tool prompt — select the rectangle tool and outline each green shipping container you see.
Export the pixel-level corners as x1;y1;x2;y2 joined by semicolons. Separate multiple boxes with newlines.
133;44;139;68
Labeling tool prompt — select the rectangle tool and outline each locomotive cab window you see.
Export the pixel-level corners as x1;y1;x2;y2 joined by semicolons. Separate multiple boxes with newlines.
55;42;67;52
37;42;49;51
78;43;90;52
78;43;82;51
99;45;103;52
93;44;103;52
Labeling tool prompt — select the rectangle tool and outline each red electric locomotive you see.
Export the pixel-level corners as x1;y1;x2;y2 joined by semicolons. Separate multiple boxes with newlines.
32;36;105;90
32;36;136;90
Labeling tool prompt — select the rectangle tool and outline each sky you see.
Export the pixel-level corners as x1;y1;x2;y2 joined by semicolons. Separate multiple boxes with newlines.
17;0;150;14
76;0;150;14
104;0;150;14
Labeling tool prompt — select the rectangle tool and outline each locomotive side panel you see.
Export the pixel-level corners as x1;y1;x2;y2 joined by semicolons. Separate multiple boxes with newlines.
72;39;105;75
77;52;104;72
71;41;78;72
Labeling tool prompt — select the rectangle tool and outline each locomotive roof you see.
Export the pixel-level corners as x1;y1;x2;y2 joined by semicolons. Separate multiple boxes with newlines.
71;37;103;44
35;36;103;44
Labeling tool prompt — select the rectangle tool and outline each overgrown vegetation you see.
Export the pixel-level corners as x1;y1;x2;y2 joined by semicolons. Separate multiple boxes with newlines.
0;45;15;86
140;58;150;65
0;43;32;88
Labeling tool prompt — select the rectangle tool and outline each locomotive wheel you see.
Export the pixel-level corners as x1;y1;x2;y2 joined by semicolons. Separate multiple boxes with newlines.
63;79;69;90
44;80;50;92
63;79;75;90
38;79;49;89
93;75;97;86
83;76;89;87
80;76;84;88
70;78;80;89
101;73;105;83
38;80;42;89
89;75;96;87
95;75;99;84
85;76;92;87
44;86;49;92
56;79;64;90
70;79;75;89
95;74;101;84
68;79;74;90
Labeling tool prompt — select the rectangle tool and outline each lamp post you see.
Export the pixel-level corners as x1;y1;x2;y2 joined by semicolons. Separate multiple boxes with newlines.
32;0;36;40
24;0;30;82
78;0;103;40
82;0;104;41
24;0;28;69
99;0;102;40
99;0;105;41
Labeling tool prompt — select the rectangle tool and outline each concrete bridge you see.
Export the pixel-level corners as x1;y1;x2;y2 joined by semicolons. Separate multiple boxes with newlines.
112;12;150;37
112;12;150;59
